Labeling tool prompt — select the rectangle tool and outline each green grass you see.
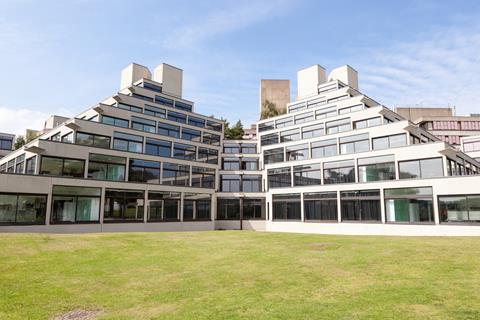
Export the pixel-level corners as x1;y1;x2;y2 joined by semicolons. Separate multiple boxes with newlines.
1;231;480;320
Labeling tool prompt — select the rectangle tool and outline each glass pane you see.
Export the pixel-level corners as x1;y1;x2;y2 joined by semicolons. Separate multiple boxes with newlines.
0;194;17;223
16;195;46;224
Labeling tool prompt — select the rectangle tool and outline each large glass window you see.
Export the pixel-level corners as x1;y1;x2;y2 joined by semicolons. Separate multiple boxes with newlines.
302;123;324;139
353;117;382;129
294;111;314;124
0;135;13;151
145;138;171;157
112;132;143;153
385;187;434;223
128;159;161;184
439;195;480;223
280;129;300;143
0;193;47;225
258;121;274;132
174;101;193;112
286;144;309;161
217;198;240;220
339;133;369;154
184;193;211;220
268;167;291;188
311;139;337;159
101;115;129;128
241;143;257;154
372;134;407;150
88;153;125;181
323;160;355;184
358;155;395;182
158;122;180;138
198;148;218;164
261;133;279;146
131;116;156;133
326;118;351;134
76;132;111;149
223;143;240;154
51;186;101;223
144;104;166;118
223;158;240;170
304;192;337;220
264;148;284;164
221;175;241;192
181;128;201;142
293;164;321;186
315;106;337;119
206;120;223;132
191;167;215;189
341;190;381;221
154;95;174;107
276;117;293;129
26;156;37;175
243;198;265;220
241;158;258;171
202;133;221;146
399;158;443;179
162;163;189;186
40;156;85;178
242;175;262;192
147;191;180;222
273;194;301;220
173;143;196;161
104;189;144;222
167;111;187;124
188;116;206;128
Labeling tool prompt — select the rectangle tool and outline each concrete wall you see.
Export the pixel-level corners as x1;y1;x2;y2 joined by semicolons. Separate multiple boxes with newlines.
259;80;290;116
395;107;453;121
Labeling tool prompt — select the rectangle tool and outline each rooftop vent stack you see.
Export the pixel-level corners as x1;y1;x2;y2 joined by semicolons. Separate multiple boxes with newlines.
153;63;183;99
297;65;327;101
328;65;359;90
120;63;152;90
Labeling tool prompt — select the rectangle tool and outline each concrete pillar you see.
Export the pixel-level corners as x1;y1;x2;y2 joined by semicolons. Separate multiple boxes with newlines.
337;190;342;223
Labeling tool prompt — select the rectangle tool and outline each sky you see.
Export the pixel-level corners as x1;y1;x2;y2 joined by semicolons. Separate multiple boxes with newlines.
1;0;480;134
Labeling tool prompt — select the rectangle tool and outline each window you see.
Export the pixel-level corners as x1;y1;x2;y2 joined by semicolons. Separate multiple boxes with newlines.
128;159;161;184
26;156;37;175
198;148;218;164
113;132;143;153
0;193;47;225
354;117;382;129
264;147;284;164
117;103;142;113
311;139;337;159
385;187;434;223
307;98;326;109
286;144;309;161
341;190;381;221
206;120;222;132
61;132;73;143
358;155;395;182
260;133;279;146
0;163;5;173
51;186;101;223
273;194;301;220
181;128;201;142
326;118;351;134
0;135;13;150
294;111;314;124
242;175;262;192
241;158;258;170
243;199;265;220
167;111;187;124
147;191;180;222
104;189;144;222
88;154;125;181
258;121;274;132
191;167;215;189
315;106;337;119
268;167;291;188
173;143;196;161
304;192;337;221
280;129;300;143
302;123;324;139
40;156;85;178
202;133;221;146
174;101;193;112
372;134;407;150
154;95;174;107
338;104;364;115
399;158;443;179
276;117;293;129
15;155;25;174
144;104;166;118
7;160;14;173
50;132;61;141
241;143;257;154
101;115;129;128
223;143;240;154
221;175;241;192
184;193;211;220
162;163;189;186
439;195;480;223
222;158;240;170
131;116;156;133
76;132;111;149
217;199;240;220
158;122;180;138
293;164;321;186
463;140;480;152
289;102;307;113
339;133;369;154
145;138;171;157
142;82;162;93
188;116;205;128
132;93;153;102
323;160;355;184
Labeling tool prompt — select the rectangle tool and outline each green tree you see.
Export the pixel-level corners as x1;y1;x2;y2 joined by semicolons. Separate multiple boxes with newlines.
224;119;244;140
14;136;25;150
260;99;285;119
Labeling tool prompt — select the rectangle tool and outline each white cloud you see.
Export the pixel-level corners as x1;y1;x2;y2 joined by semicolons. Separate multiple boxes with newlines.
0;107;50;136
358;23;480;114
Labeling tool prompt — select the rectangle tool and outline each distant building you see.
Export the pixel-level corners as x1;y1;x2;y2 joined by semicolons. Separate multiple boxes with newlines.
461;135;480;162
243;124;257;140
395;107;480;146
0;132;15;158
26;115;70;140
259;80;290;118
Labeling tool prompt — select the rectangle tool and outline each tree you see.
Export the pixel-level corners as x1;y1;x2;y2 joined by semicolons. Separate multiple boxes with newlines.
224;119;244;140
260;99;285;119
14;136;25;150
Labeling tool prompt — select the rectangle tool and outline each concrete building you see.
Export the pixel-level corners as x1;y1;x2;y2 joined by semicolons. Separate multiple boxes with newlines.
461;135;480;162
1;62;480;236
259;80;290;118
0;133;15;158
395;107;480;146
243;124;257;140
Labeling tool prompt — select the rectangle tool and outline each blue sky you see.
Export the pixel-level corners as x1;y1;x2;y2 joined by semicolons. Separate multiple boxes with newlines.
1;0;480;134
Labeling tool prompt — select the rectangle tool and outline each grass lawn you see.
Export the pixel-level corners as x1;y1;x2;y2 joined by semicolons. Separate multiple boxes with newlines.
1;231;480;320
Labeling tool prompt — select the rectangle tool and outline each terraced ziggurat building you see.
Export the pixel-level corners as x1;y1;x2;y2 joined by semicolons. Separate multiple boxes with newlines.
1;62;480;235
